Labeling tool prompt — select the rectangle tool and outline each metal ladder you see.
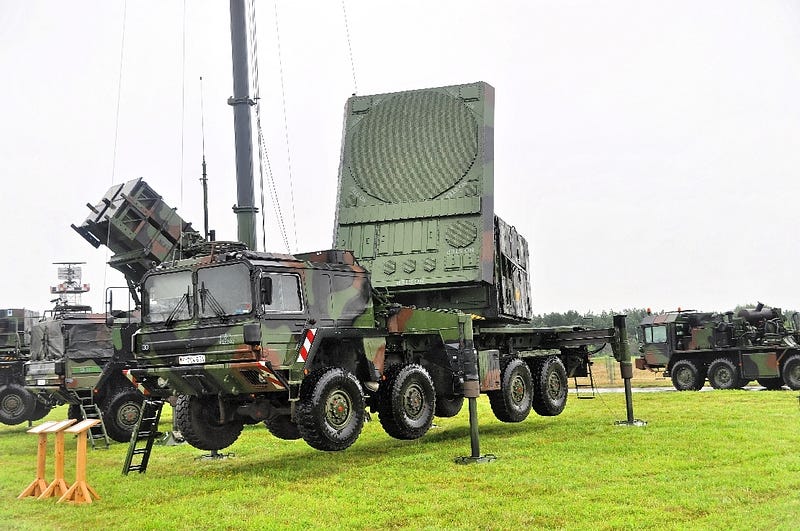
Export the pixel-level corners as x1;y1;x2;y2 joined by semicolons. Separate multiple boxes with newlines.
77;393;110;448
122;399;164;475
573;361;597;399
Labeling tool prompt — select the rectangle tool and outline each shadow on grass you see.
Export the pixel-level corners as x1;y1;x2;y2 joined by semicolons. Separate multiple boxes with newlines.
215;414;560;481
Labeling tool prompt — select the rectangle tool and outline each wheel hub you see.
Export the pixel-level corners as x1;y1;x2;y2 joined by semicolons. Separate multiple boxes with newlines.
117;403;141;427
510;375;526;404
325;390;352;428
546;372;562;398
403;383;424;419
2;394;22;414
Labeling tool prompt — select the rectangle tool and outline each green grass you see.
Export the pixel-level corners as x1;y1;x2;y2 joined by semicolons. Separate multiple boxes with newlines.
2;390;799;530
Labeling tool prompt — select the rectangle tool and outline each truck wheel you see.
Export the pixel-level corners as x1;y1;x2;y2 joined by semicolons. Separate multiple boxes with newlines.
27;400;52;422
377;364;435;440
175;395;243;451
782;354;800;390
670;359;704;391
708;358;741;390
434;395;464;418
263;414;301;440
531;356;568;416
756;377;784;390
102;389;144;443
488;358;533;422
0;383;37;425
297;367;365;451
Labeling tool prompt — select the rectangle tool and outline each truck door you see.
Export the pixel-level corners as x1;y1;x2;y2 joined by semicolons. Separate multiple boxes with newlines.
258;271;306;367
642;324;671;366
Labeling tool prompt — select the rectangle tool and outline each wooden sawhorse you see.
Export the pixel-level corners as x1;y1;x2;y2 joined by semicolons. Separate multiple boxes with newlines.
38;419;78;499
57;419;102;504
18;421;59;499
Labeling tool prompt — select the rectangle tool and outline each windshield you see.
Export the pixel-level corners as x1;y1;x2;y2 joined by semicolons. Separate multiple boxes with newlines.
643;325;668;344
197;263;253;318
144;270;193;324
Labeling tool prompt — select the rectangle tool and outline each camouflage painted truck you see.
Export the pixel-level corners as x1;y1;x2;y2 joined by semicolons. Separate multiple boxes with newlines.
0;308;49;425
23;178;203;443
24;302;143;442
636;303;800;391
120;82;630;453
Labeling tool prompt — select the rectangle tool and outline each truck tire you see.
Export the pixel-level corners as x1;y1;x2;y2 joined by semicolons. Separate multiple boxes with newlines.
782;354;800;390
296;367;365;451
434;395;464;418
756;377;784;390
377;363;435;440
102;389;144;443
488;358;533;422
263;414;301;440
175;395;243;451
670;359;704;391
27;400;52;422
0;383;37;425
708;358;741;390
531;356;568;416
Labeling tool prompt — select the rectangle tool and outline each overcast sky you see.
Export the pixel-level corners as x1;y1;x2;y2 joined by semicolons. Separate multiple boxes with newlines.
1;0;799;316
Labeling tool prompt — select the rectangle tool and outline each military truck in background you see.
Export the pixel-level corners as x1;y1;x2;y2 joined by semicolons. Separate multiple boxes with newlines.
24;302;144;442
637;303;800;391
0;309;49;425
116;81;631;453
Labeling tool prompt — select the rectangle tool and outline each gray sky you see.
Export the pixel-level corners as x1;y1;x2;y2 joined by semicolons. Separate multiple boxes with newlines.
1;0;799;316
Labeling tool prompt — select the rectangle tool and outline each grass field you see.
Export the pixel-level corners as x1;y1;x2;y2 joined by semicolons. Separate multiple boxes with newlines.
2;389;799;530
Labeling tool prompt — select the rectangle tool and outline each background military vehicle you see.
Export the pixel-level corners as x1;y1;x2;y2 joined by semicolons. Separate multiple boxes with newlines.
25;301;143;442
119;80;631;453
637;303;800;391
23;264;144;443
0;308;47;425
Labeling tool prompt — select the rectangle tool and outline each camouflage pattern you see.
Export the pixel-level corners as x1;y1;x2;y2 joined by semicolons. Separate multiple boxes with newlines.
21;305;144;441
637;303;800;390
333;82;531;322
25;310;114;404
121;82;628;452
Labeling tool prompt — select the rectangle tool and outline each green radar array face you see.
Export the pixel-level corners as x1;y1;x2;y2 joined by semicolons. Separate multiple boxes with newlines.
334;82;531;321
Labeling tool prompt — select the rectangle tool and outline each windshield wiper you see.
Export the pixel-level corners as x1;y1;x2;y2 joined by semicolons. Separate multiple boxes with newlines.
199;282;228;321
164;291;189;328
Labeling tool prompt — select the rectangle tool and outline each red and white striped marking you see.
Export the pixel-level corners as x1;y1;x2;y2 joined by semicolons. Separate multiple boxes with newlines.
296;328;317;363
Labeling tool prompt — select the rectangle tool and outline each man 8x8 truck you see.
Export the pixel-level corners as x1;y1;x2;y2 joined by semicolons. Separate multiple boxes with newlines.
109;82;630;452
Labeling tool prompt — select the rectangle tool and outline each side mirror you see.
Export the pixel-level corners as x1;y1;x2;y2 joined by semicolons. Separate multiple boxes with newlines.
260;276;273;306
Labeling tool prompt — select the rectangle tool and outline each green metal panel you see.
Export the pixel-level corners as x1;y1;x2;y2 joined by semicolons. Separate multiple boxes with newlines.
333;82;531;321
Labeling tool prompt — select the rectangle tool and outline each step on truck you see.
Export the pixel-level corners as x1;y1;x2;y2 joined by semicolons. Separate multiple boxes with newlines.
637;303;800;390
119;82;630;452
0;308;48;425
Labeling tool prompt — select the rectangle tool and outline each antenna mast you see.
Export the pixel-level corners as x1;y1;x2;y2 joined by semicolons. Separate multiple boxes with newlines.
228;0;258;250
200;76;210;241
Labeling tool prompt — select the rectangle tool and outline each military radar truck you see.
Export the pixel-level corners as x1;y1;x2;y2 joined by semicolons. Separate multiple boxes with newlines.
0;309;48;425
637;303;800;391
121;82;630;453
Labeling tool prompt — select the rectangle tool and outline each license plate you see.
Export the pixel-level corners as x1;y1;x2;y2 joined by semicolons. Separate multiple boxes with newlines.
178;354;206;365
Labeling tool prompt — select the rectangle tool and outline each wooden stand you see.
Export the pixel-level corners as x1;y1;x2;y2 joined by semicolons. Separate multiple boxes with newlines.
18;421;59;499
38;419;78;499
57;419;102;504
